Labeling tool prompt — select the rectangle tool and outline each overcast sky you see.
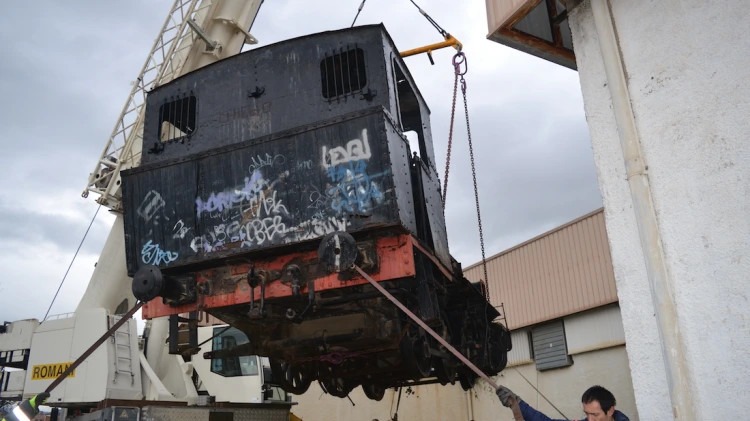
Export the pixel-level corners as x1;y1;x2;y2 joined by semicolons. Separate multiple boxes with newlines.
0;0;601;323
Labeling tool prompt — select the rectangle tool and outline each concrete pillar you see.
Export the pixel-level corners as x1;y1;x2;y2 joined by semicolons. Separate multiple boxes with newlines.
567;1;750;419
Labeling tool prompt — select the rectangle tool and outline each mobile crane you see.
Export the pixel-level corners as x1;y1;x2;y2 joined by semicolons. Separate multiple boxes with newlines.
1;2;297;420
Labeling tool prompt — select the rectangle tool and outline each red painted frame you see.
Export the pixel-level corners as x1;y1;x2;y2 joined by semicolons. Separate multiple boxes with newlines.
142;234;417;319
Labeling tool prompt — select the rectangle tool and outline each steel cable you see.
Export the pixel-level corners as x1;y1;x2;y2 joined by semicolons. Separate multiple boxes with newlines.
43;204;102;321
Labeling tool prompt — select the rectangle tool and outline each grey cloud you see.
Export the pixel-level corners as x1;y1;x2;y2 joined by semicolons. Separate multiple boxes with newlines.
0;201;110;256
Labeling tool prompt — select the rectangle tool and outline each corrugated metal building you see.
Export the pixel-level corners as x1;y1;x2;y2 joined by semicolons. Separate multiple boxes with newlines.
464;208;639;420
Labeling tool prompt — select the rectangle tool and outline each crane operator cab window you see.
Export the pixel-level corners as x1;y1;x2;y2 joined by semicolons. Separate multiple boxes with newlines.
210;327;259;377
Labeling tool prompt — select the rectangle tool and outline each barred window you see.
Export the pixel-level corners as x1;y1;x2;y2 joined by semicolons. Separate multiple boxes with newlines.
321;48;367;99
159;95;196;142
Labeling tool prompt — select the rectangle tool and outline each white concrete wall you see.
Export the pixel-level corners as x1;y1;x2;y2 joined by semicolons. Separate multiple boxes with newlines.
568;1;750;419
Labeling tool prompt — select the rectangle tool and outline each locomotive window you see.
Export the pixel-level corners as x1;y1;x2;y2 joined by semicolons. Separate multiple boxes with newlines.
404;130;420;157
210;326;259;377
320;48;367;99
393;61;428;160
159;95;196;142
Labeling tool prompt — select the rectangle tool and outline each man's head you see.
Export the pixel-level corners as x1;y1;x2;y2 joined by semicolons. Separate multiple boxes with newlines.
580;385;616;421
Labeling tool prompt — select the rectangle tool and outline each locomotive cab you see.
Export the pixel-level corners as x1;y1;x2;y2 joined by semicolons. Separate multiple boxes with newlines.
122;25;510;398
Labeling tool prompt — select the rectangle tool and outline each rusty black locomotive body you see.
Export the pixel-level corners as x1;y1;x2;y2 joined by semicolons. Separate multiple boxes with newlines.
123;25;510;399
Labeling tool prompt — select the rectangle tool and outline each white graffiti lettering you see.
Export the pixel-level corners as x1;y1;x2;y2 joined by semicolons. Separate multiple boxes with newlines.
248;153;286;172
322;129;371;168
307;189;327;210
137;190;165;222
172;220;191;239
190;189;289;252
241;190;289;221
189;221;242;253
240;215;287;247
141;240;179;265
288;216;348;241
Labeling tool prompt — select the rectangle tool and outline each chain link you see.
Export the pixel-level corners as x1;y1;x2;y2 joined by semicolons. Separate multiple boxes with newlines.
442;53;463;209
459;56;489;300
443;51;489;299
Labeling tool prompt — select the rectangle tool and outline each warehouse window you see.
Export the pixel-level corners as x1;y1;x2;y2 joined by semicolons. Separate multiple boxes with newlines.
530;320;573;371
320;47;367;99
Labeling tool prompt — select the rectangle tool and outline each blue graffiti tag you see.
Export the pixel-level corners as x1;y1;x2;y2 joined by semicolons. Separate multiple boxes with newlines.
141;240;179;265
325;161;385;215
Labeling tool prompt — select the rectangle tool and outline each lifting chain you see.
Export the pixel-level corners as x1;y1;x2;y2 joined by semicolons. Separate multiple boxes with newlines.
442;52;490;299
442;51;464;209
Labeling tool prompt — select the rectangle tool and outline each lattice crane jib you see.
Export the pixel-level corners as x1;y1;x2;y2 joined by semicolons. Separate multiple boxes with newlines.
82;0;262;211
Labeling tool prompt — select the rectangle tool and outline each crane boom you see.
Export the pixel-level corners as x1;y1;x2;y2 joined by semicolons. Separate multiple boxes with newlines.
77;0;262;313
82;0;262;211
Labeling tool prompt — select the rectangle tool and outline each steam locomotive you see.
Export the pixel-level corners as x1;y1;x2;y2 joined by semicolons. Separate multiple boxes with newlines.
123;24;511;399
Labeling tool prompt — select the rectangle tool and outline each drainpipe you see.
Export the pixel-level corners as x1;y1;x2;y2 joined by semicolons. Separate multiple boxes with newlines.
589;0;695;418
465;389;474;421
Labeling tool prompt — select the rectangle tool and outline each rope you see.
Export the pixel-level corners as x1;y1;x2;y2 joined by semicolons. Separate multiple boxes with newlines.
43;204;102;321
45;301;143;393
350;0;367;27
513;367;570;420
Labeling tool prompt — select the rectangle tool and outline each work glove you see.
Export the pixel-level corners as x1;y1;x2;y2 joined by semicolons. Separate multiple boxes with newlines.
28;392;49;415
496;385;519;407
31;393;50;408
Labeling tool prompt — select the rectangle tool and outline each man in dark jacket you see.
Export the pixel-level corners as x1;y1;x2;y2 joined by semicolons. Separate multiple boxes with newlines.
496;385;630;421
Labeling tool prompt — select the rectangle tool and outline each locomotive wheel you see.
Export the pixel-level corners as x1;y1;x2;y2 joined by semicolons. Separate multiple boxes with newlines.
270;359;312;395
458;369;477;391
434;356;458;385
481;325;510;373
362;382;386;401
433;320;457;385
320;376;354;398
401;334;432;377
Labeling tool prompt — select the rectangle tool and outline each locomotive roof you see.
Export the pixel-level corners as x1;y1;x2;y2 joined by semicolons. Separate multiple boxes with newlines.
148;23;430;114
